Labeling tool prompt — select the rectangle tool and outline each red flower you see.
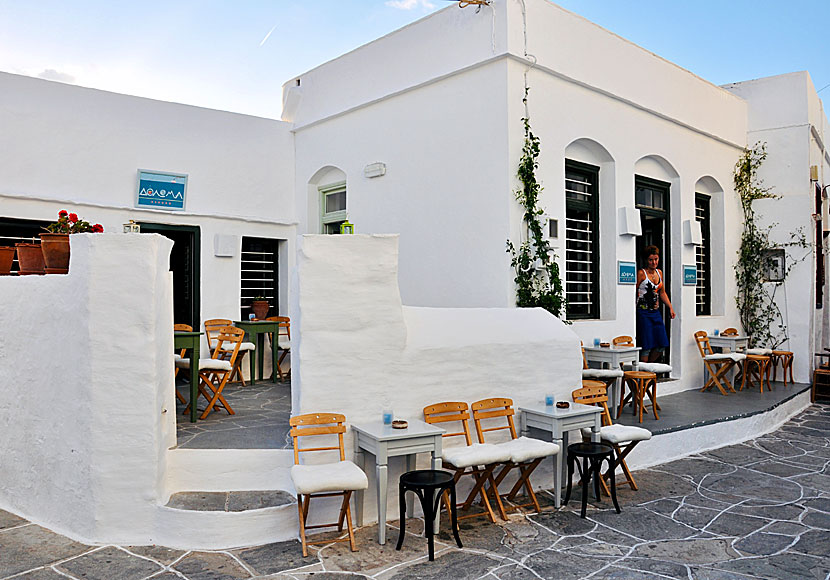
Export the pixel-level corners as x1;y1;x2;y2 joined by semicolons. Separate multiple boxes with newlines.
69;213;78;223
58;210;68;218
91;224;104;233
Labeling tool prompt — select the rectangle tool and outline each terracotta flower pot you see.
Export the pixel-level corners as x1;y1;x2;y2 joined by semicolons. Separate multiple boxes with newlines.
0;246;15;275
15;243;45;275
40;233;70;274
251;300;270;320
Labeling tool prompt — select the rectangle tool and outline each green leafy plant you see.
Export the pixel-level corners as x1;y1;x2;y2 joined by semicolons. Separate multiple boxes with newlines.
734;142;807;348
45;210;103;234
506;88;566;318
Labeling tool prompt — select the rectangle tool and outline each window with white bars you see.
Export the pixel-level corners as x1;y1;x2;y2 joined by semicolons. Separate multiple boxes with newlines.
565;160;599;319
695;194;711;315
0;217;51;273
240;237;279;319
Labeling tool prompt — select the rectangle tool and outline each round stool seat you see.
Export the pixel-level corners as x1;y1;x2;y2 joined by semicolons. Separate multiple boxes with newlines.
396;469;462;561
564;442;621;518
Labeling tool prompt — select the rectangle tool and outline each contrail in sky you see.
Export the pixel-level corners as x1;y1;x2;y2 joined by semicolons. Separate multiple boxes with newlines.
260;24;277;46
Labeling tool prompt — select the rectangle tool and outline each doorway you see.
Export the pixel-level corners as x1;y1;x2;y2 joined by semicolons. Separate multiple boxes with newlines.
138;223;200;328
635;176;671;360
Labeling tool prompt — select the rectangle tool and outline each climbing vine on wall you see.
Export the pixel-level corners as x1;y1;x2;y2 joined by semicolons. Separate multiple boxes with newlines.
506;88;566;318
734;142;807;348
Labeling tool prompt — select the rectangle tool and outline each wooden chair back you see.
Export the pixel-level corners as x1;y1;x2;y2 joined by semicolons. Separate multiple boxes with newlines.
423;402;474;446
613;335;635;347
289;413;347;465
211;326;244;365
572;381;614;426
471;398;518;443
694;331;713;358
266;316;291;340
174;324;193;357
205;318;233;349
722;328;739;336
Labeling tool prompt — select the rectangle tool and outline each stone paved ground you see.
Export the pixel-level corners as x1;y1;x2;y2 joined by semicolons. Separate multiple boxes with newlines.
2;404;828;580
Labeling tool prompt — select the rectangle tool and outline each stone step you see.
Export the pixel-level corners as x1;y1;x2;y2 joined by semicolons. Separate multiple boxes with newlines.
165;490;295;512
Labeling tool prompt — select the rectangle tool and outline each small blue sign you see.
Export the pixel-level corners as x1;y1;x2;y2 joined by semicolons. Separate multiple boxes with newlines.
137;170;187;211
683;264;697;286
618;261;636;285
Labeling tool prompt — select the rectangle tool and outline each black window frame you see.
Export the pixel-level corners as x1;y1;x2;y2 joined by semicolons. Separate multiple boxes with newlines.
695;193;712;316
564;159;600;320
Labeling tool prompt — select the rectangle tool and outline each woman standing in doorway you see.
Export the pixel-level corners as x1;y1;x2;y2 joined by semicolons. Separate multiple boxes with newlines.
636;245;675;363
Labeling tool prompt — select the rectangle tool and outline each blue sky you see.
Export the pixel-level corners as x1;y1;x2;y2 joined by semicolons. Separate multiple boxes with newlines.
0;0;827;119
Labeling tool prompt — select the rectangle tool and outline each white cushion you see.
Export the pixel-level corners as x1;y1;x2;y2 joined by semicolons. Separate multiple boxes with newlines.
705;353;746;362
238;341;256;351
496;436;559;463
746;348;772;356
290;460;368;495
174;358;233;371
442;443;511;468
582;424;652;444
278;338;291;350
173;353;181;360
582;369;624;379
625;363;672;374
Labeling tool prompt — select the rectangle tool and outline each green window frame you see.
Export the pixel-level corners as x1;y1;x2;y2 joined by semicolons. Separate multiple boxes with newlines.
565;159;600;319
319;181;347;234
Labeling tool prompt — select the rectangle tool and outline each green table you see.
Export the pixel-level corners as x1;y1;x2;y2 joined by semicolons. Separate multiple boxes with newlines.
233;320;279;385
174;331;203;422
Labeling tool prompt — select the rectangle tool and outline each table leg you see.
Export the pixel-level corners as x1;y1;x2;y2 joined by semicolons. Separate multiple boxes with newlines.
190;341;200;423
377;462;388;545
591;415;601;443
271;326;278;383
354;446;365;527
249;333;257;386
553;435;563;508
257;332;265;383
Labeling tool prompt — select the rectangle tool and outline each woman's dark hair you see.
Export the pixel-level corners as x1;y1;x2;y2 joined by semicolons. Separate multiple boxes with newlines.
643;245;660;262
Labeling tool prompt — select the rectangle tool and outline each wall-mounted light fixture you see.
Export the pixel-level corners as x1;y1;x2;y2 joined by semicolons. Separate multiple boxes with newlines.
364;162;386;179
683;219;703;245
618;207;642;236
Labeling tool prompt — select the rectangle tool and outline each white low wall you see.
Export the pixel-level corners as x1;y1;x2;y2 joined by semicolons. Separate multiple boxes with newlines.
0;234;176;544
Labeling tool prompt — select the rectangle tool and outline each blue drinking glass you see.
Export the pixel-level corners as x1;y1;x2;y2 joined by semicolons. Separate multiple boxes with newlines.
382;409;393;425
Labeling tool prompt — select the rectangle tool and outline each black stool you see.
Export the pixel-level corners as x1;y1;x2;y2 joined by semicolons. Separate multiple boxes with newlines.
563;442;621;518
395;469;462;561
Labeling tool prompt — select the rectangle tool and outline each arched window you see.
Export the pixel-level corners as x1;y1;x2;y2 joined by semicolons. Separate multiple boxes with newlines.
319;181;347;234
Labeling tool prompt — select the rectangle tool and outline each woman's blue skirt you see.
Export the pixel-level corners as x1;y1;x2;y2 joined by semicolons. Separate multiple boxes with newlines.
637;308;669;350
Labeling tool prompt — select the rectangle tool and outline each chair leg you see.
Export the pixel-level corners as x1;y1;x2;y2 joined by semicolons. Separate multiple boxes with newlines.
343;491;357;552
505;459;543;513
297;495;309;557
396;483;407;551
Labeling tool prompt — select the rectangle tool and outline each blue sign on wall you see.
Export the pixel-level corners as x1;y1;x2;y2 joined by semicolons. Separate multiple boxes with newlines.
618;261;636;285
683;264;698;286
136;170;187;211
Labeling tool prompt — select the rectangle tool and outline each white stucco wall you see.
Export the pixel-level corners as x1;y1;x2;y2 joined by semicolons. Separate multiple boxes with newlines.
0;234;175;544
0;71;297;328
292;234;581;425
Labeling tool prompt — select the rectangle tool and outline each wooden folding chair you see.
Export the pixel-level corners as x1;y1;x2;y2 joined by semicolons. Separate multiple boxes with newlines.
183;326;244;419
205;318;254;385
613;335;672;376
172;323;192;405
289;412;368;557
572;381;651;493
423;401;509;524
721;327;739;336
266;316;291;381
694;331;746;395
471;398;559;518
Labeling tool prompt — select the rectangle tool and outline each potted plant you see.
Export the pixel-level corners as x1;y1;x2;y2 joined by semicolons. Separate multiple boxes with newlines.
40;210;104;274
0;246;15;276
251;296;270;320
15;242;46;275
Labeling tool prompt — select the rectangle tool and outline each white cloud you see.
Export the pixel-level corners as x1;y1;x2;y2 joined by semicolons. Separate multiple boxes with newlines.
385;0;436;10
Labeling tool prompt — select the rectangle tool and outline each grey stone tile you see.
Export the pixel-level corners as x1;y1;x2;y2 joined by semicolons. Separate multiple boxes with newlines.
616;556;692;578
631;538;740;565
763;521;810;535
167;491;229;511
704;512;769;537
733;531;795;555
700;468;804;504
689;567;759;579
801;509;830;529
529;509;597;536
751;459;814;477
56;546;164;580
0;509;28;530
173;552;253;579
233;540;309;575
790;529;830;557
715;552;830;580
124;544;187;565
227;490;295;511
703;444;776;466
672;505;721;529
0;524;91;578
591;507;698;542
590;565;674;579
802;497;830;513
11;569;73;580
516;549;614;580
729;502;804;521
652;456;735;483
385;551;503;579
791;471;830;493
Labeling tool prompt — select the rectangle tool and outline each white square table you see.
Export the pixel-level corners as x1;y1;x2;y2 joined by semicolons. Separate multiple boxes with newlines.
708;335;749;352
352;419;445;545
583;345;640;414
518;402;602;508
